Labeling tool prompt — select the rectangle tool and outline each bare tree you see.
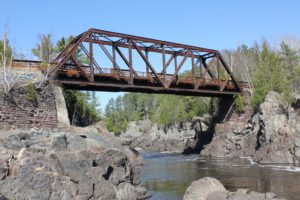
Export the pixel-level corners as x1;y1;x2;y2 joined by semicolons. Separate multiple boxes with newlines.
0;31;18;95
222;47;255;95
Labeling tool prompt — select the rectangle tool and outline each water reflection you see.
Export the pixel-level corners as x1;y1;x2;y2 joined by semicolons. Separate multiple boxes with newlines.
141;153;300;200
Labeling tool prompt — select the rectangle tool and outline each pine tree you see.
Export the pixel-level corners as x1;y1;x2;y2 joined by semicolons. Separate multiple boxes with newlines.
251;42;291;108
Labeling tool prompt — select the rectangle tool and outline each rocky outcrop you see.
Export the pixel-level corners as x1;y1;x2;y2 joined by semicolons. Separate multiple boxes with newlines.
0;126;149;200
202;91;300;165
183;177;285;200
122;114;213;152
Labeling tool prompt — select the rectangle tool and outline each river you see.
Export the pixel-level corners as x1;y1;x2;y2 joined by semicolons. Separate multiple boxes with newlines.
141;152;300;200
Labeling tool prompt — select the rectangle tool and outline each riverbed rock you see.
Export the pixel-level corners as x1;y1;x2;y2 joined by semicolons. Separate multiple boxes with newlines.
0;126;149;200
183;177;286;200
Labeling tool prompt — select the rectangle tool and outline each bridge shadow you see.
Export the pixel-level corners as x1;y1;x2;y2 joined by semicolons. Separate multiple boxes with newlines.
182;121;215;154
182;96;235;154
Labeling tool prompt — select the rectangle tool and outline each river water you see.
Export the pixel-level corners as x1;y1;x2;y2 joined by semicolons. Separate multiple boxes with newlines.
141;152;300;200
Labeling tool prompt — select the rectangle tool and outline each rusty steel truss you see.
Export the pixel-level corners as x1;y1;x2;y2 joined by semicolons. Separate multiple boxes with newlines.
50;28;242;97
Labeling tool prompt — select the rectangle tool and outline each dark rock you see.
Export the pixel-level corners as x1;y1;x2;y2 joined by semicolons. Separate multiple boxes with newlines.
122;116;213;153
0;126;148;200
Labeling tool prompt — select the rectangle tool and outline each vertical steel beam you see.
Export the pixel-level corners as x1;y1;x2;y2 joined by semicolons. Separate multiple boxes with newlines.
199;58;204;78
174;54;178;71
166;50;191;88
217;54;220;88
89;33;94;82
145;49;149;73
128;39;133;84
112;44;116;70
162;44;166;87
131;40;164;86
191;50;196;88
114;46;138;76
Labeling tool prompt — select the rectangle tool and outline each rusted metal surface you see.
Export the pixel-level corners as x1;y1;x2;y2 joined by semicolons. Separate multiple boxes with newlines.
15;29;248;97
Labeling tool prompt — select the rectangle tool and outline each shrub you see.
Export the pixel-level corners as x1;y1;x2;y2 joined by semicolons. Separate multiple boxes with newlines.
234;94;245;113
27;82;37;103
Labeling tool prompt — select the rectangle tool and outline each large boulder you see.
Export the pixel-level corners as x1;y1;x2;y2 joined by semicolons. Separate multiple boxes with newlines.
183;177;286;200
183;177;226;200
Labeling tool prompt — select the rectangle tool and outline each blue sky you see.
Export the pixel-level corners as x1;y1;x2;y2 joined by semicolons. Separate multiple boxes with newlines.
1;0;300;111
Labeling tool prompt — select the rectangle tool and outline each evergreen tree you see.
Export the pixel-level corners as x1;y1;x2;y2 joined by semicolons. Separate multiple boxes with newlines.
63;90;100;126
280;42;300;92
251;42;291;108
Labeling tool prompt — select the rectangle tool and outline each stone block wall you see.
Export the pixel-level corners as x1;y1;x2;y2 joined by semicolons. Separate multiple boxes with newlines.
0;83;58;129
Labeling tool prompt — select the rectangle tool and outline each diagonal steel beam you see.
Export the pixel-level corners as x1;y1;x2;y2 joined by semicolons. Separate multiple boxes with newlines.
70;55;92;81
195;57;216;89
220;75;230;91
166;50;191;88
131;40;165;87
50;31;90;76
160;54;175;73
114;46;138;77
218;53;242;92
95;41;130;83
202;58;215;78
80;44;103;73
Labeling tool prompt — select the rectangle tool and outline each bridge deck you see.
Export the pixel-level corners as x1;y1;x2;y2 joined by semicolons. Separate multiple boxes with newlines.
56;66;240;96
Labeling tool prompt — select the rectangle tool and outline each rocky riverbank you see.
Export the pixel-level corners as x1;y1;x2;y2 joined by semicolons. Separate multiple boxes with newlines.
121;114;213;153
121;91;300;165
202;91;300;165
0;125;149;200
183;177;286;200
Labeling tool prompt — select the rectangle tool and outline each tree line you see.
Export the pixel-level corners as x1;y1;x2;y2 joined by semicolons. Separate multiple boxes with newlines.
105;93;211;134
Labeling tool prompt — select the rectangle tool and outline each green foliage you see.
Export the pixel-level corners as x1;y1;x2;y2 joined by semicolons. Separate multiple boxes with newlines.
63;90;101;127
31;34;56;62
26;82;36;103
0;38;13;65
104;93;210;134
280;42;300;93
234;95;245;113
56;36;88;64
251;42;291;108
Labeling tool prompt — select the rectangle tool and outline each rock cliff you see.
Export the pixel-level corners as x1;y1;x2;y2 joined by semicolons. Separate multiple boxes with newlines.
202;91;300;165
